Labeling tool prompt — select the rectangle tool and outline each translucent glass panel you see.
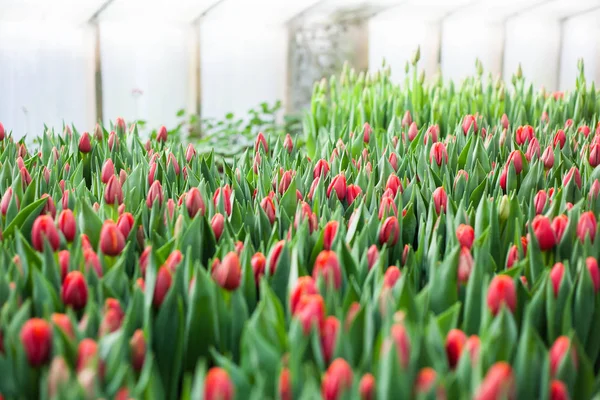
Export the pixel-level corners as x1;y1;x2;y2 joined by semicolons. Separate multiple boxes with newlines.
199;18;287;119
99;21;192;132
0;22;95;139
0;0;106;23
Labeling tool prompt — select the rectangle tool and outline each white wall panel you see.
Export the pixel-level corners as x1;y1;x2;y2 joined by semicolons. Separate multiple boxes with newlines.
441;17;504;82
99;21;191;132
559;9;600;90
0;22;95;139
503;17;562;90
368;10;441;82
199;18;287;120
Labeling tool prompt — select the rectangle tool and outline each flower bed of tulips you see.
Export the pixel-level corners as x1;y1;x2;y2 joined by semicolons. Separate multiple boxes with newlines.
1;56;600;400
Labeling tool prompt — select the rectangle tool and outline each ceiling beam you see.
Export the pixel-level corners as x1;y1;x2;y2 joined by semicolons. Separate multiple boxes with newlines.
87;0;117;22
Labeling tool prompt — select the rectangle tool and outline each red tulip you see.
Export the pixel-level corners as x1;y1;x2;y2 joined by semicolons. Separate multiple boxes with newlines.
533;190;547;215
379;216;399;246
563;167;581;189
541;146;555;169
552;215;569;243
156;126;168;142
314;159;330;179
414;368;438;396
363;122;372;143
577;211;597;243
501;114;509;129
462;115;477;135
57;209;76;242
367;245;379;270
153;267;172;308
99;221;125;256
320;316;340;364
424;124;439;144
550;262;565;298
268;240;285;275
402;111;412;128
532;215;556;251
466;335;481;363
458;247;474;284
32;215;60;252
313;250;342;289
211;252;241;291
146;180;164;208
378;196;398;220
0;121;4;140
445;329;467;369
432;187;447;214
20;318;52;367
130;329;146;372
408;121;418;141
345;184;362;205
526;137;540;161
321;359;353;400
167;153;180;175
99;305;123;336
77;340;98;372
139;246;151;276
588;143;600;167
104;175;124;205
211;213;225;241
83;249;102;277
58;250;69;281
1;187;17;215
251;252;266;286
474;362;515;400
359;373;375;400
147;162;157;185
20;167;32;187
402;244;410;266
164;250;183;272
430;142;448;166
296;294;325;334
279;368;291;400
550;380;570;400
383;266;401;288
79;132;92;153
456;224;475;249
586;257;600;293
552;129;566;149
260;196;276;225
290;276;319;315
487;275;516;316
516;125;535;145
61;271;88;310
255;132;268;154
185;143;197;162
550;336;578;377
388;152;398;170
385;174;403;197
213;185;232;216
327;174;347;201
345;302;361;330
323;221;338;250
279;170;293;195
283;133;294;153
390;323;410;368
589;179;600;201
51;313;74;339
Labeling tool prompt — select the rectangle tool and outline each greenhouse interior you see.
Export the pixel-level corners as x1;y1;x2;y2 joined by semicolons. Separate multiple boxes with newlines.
1;0;600;399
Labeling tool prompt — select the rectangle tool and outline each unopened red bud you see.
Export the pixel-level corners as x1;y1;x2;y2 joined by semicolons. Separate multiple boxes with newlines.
156;126;168;142
313;250;342;289
204;367;235;400
20;318;52;367
487;275;516;316
212;252;241;291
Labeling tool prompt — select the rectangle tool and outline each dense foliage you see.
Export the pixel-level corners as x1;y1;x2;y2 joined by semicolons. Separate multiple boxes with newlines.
0;57;599;399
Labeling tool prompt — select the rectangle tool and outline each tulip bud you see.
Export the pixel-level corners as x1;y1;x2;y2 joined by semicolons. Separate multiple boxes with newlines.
251;252;266;287
57;209;76;242
363;122;372;144
379;216;400;246
76;338;98;372
590;179;600;201
474;362;515;400
389;323;410;368
279;368;291;400
0;187;15;216
388;152;398;170
550;263;565;298
51;313;74;339
156;126;168;143
385;174;403;197
586;257;600;293
430;142;448;166
84;249;103;277
500;114;509;129
99;221;125;256
183;187;205;218
550;336;578;377
255;132;268;154
327;174;347;201
456;224;474;249
290;277;319;315
166;153;180;175
129;329;146;372
589;143;600;167
345;184;362;205
552;215;569;243
540;146;555;170
345;302;361;331
313;250;342;289
487;275;516;315
466;335;481;363
525;137;540;162
378;196;398;220
62;271;88;310
139;246;151;276
424;124;439;145
0;121;4;140
550;380;570;400
321;359;353;400
296;294;325;334
213;185;232;216
408;122;418;141
577;211;597;243
458;247;474;284
320;316;340;364
204;367;235;400
323;221;338;251
78;132;92;153
381;266;400;288
210;213;225;241
563;167;582;189
367;245;379;270
415;368;438;395
184;143;197;163
153;267;172;308
313;159;330;179
104;175;124;205
260;196;276;225
552;129;566;149
32;215;60;252
58;251;70;282
532;215;556;251
445;329;467;369
20;318;52;366
359;373;375;400
516;125;535;145
212;252;241;291
432;187;447;214
462;115;477;135
48;356;70;397
533;190;547;215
